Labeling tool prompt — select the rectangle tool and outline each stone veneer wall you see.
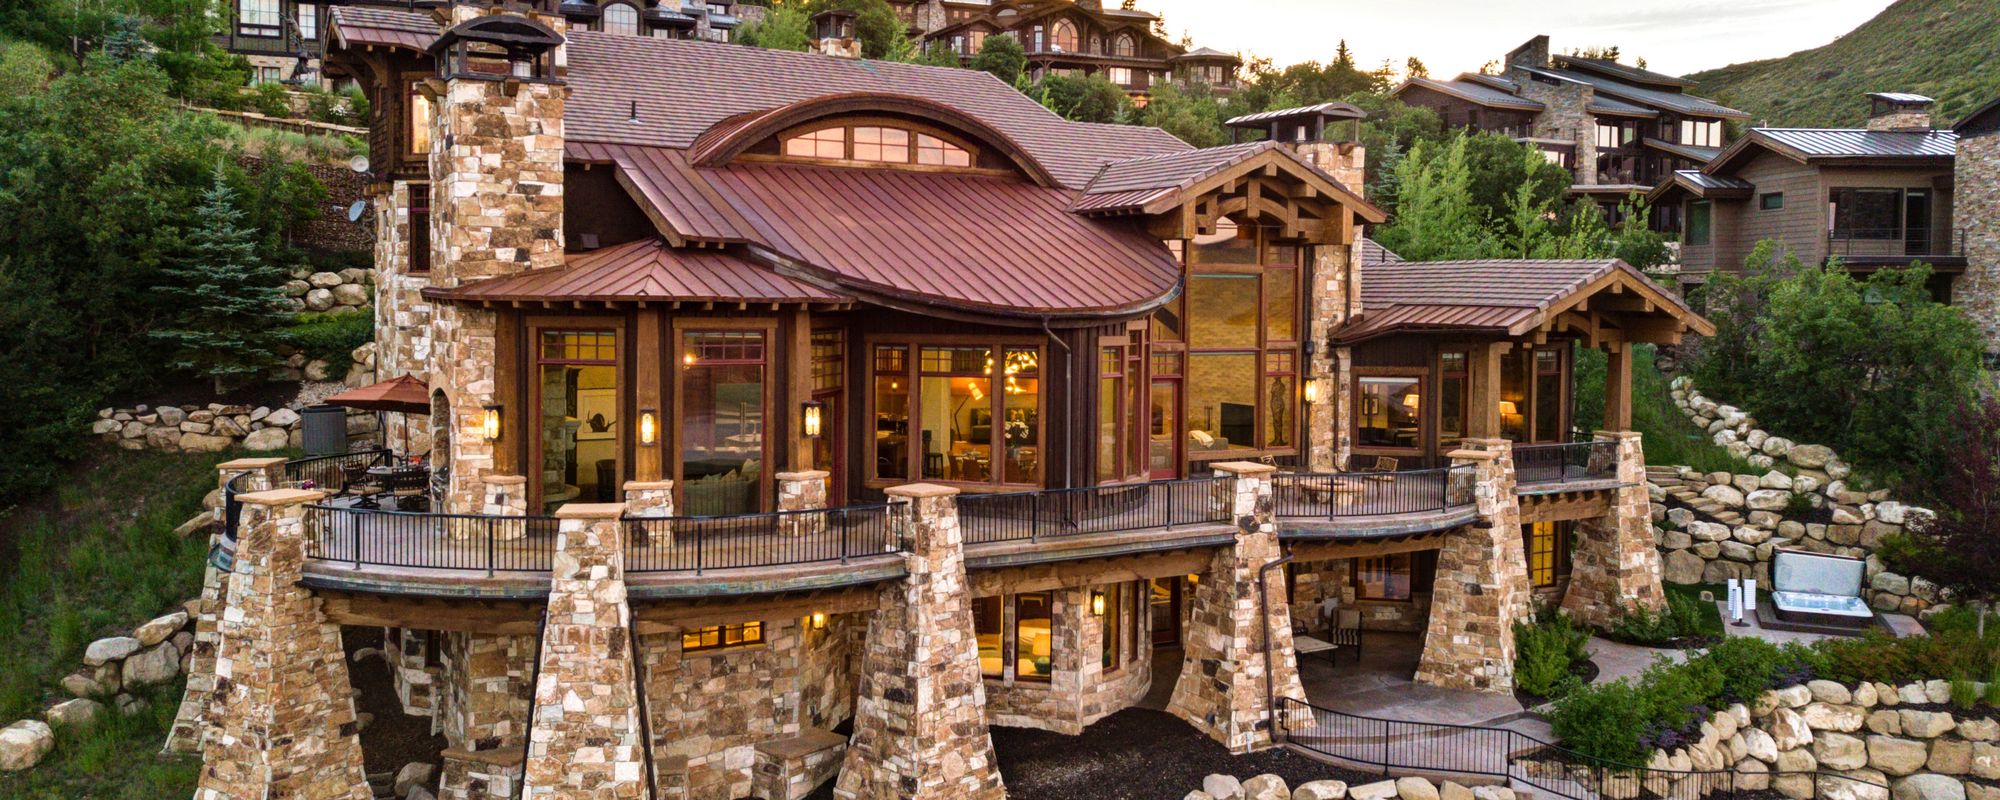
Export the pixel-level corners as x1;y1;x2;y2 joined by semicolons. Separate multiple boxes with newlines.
639;613;858;800
1651;377;1940;615
1561;431;1666;629
1308;242;1356;472
981;585;1153;735
1510;71;1596;185
1956;130;2000;360
436;632;536;800
1640;681;1999;800
1414;441;1530;693
371;178;435;393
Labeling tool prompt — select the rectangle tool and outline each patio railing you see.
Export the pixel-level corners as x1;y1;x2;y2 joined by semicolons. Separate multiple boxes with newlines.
956;477;1234;545
284;448;395;494
303;503;561;575
1271;466;1470;519
1288;700;1880;800
1513;440;1619;487
1281;698;1886;800
624;504;898;574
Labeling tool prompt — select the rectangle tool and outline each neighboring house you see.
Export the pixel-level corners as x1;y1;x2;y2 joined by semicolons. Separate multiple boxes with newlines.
884;0;1241;101
217;0;741;86
1649;94;1964;301
184;8;1710;800
1392;35;1749;223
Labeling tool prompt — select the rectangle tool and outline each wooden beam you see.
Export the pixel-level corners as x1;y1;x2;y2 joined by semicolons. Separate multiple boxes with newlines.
1520;493;1614;524
1466;340;1509;439
320;592;544;634
1603;341;1633;433
1289;533;1449;563
968;547;1220;596
634;309;663;482
632;586;883;631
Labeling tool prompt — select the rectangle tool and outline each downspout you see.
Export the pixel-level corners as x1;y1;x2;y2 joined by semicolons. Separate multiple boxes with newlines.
1041;315;1072;489
1258;551;1294;745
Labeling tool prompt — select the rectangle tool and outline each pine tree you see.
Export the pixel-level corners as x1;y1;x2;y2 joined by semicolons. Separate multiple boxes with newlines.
1404;56;1428;79
1333;40;1354;70
103;15;149;63
152;166;290;394
1373;133;1500;260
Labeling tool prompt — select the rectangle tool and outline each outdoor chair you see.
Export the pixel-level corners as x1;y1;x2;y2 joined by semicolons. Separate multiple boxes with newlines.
1356;456;1399;483
1328;608;1362;665
386;470;429;511
342;464;385;509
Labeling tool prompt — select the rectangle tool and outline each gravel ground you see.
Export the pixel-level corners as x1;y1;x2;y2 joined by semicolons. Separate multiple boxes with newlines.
345;627;449;783
807;708;1377;800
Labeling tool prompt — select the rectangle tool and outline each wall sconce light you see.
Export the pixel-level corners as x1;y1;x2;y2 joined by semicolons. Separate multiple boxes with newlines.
638;408;659;447
809;612;828;630
481;404;503;442
801;400;824;438
1302;377;1323;405
1090;591;1107;616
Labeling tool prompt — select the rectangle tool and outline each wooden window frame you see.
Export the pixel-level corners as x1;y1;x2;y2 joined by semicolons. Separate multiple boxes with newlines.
1351;368;1427;455
865;335;1045;492
672;318;777;513
681;621;765;654
760;118;993;174
527;322;627;512
407;182;431;274
1354;553;1415;603
1183;221;1306;465
1013;591;1054;683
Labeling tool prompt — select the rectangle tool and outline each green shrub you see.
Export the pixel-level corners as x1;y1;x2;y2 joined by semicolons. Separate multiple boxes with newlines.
1548;680;1651;765
1607;592;1714;647
247;81;291;117
278;311;373;372
1950;678;1979;710
1515;607;1593;699
1783;492;1815;516
1987;669;2000;706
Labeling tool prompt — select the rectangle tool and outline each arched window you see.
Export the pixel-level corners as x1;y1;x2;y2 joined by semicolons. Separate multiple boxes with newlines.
1113;33;1135;57
601;2;639;36
779;123;973;168
1051;19;1078;52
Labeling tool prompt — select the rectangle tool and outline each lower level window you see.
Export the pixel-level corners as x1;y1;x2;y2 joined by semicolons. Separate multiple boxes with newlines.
1014;592;1053;681
1524;522;1572;587
974;596;1004;678
682;622;763;652
1355;554;1412;601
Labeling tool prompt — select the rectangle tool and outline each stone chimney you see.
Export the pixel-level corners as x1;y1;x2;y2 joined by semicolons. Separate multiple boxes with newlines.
812;9;861;59
1506;34;1550;69
1867;93;1935;132
1226;107;1368;198
426;5;568;285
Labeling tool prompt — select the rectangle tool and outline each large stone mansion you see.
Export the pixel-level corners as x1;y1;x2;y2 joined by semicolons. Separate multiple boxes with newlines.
176;5;1714;799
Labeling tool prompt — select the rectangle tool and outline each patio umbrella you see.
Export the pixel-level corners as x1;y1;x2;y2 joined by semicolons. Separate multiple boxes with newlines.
325;375;431;451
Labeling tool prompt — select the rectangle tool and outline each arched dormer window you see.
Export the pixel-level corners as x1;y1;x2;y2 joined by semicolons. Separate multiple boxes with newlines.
601;2;639;36
778;121;974;168
1114;33;1135;58
1051;19;1078;53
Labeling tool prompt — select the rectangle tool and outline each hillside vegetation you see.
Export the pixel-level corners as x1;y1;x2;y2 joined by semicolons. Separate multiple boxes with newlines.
1686;0;2000;128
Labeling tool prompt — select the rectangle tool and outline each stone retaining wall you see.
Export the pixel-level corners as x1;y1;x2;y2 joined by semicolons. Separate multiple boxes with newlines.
91;343;381;454
0;608;200;772
1658;681;1998;800
282;268;375;314
1649;377;1941;615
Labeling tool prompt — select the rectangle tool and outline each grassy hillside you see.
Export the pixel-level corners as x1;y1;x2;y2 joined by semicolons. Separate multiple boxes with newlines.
1686;0;2000;129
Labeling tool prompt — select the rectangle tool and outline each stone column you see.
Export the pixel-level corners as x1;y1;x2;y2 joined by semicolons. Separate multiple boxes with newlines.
1562;431;1667;628
1415;440;1531;693
623;481;674;548
167;457;292;754
521;503;650;800
776;471;829;536
835;484;1005;800
470;474;529;542
1307;245;1357;472
1955;130;2000;359
195;488;370;800
1167;462;1307;754
439;632;538;800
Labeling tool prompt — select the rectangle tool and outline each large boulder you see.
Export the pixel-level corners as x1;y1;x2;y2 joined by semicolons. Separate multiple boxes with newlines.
1689;521;1733;542
83;636;141;666
265;407;302;427
1790;444;1838;469
395;762;439;797
331;283;370;307
1702;485;1747;508
1396;777;1438;800
1973;742;2000;780
1867;736;1930;776
1809;681;1855;705
1349;780;1398;800
1899;710;1955;738
1243;775;1290;800
243;427;290;452
121;642;180;688
1743;727;1780;763
134;611;188;647
1746;490;1793;511
1294;781;1348;800
44;698;103;728
1804;703;1866;732
1816;733;1868;770
1930;740;1973;774
1821;770;1892;800
179;432;235;453
1204;774;1245;800
1959;719;1999;742
1664;550;1706;585
304;288;336;311
1891;775;1965;800
0;720;54;771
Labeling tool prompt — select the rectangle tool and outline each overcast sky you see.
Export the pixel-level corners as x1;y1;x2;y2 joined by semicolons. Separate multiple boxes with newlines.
1144;0;1898;80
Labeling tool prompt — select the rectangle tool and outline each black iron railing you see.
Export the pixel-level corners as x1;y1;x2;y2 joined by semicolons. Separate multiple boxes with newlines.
302;504;561;575
1271;467;1468;519
955;477;1234;545
1514;440;1619;486
283;448;394;494
1281;698;1887;800
222;470;257;542
624;504;897;574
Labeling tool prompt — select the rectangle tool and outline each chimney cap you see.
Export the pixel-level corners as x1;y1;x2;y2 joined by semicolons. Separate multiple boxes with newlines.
1868;92;1935;107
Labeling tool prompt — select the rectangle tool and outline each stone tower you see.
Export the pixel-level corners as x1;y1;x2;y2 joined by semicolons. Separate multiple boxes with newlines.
423;6;569;514
1953;100;2000;362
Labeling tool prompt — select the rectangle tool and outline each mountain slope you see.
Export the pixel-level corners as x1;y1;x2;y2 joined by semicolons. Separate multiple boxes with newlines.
1686;0;2000;129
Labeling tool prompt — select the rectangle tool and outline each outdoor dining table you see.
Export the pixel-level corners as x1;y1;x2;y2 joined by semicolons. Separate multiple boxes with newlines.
366;465;431;511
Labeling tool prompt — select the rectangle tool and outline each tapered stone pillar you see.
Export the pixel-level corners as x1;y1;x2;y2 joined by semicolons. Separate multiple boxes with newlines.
1562;431;1666;628
168;457;290;754
835;484;1004;800
1167;462;1307;753
194;488;370;800
1415;440;1531;693
521;503;650;800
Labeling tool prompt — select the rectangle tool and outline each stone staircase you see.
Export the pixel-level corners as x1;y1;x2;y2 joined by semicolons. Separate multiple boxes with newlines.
1645;466;1745;527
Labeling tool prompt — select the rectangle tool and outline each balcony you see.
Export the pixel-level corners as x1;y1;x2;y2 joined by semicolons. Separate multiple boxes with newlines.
219;444;1627;598
1826;228;1968;268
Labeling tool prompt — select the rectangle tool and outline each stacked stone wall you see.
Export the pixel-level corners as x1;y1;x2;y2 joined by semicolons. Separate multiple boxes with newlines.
1562;432;1666;629
1308;244;1355;471
981;584;1153;735
372;178;436;389
1652;378;1940;616
1414;441;1529;693
1956;133;2000;360
1509;72;1595;184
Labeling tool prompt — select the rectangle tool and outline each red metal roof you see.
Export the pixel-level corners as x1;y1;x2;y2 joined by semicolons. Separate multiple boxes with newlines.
568;142;753;245
1337;258;1709;342
1074;141;1384;221
699;162;1182;316
327;6;439;52
562;33;1190;190
423;239;850;305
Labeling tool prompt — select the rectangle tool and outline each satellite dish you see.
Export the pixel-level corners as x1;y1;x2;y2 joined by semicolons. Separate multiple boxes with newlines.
346;200;368;223
348;154;370;174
